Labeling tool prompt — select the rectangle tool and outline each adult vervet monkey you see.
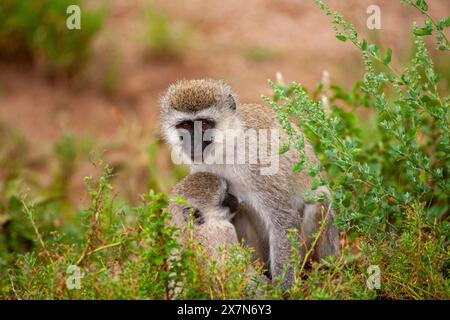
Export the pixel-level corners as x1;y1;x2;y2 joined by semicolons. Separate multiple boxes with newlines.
161;79;340;288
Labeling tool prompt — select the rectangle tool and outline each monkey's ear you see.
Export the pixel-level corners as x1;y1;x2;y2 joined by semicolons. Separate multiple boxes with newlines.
182;207;204;225
227;94;236;110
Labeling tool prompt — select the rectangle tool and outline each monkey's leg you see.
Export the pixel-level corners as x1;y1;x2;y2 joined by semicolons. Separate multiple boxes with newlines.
269;215;300;290
302;201;340;261
316;202;340;260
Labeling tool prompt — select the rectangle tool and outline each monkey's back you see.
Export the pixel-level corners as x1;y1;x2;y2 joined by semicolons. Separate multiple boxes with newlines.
238;103;277;130
236;103;321;195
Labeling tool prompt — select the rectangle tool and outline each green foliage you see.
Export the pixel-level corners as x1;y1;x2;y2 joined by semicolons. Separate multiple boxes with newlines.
263;0;449;299
400;0;450;50
0;0;448;300
0;0;106;73
0;165;265;299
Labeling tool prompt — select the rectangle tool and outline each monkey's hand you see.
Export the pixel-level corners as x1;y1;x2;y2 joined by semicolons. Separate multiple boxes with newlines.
182;207;205;225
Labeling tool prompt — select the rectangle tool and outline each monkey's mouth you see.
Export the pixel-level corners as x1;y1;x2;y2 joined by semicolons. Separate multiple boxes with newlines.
221;192;239;214
186;139;213;162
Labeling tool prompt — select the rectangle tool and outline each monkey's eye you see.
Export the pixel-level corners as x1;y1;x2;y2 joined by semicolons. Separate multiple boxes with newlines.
202;121;211;131
200;119;215;131
176;122;193;130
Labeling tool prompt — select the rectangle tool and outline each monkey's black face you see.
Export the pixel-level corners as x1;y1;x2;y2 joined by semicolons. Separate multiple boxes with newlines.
176;118;215;161
221;192;239;214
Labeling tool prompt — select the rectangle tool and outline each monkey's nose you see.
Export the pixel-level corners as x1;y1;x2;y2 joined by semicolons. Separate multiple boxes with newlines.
221;193;239;213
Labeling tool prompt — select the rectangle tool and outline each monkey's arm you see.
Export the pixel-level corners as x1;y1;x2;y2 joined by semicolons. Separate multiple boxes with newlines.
232;203;270;268
268;213;300;289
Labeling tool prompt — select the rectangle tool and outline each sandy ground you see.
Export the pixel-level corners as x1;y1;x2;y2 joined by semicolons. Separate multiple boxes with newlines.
0;0;448;147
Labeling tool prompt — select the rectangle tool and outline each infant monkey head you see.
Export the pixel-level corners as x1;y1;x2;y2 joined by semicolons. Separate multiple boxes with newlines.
169;172;266;288
171;172;239;226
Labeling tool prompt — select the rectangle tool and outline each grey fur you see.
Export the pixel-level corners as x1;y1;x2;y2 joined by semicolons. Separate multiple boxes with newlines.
168;172;238;253
168;172;267;291
161;79;340;289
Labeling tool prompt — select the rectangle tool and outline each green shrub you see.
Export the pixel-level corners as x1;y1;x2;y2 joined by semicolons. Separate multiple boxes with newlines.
0;0;448;300
0;0;106;74
264;0;449;299
0;165;264;299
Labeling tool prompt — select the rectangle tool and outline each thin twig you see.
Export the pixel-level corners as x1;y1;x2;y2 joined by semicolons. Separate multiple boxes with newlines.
76;241;123;265
8;272;21;300
22;197;53;263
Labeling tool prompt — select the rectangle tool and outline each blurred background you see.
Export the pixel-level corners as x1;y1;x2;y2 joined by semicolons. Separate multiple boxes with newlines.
0;0;448;206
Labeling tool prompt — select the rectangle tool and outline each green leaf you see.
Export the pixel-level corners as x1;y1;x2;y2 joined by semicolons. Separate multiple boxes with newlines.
401;74;410;84
368;44;380;58
415;0;428;12
174;196;189;207
153;256;165;266
413;26;433;36
342;191;352;208
437;19;446;31
351;148;362;156
279;145;290;154
336;35;347;42
420;95;432;103
445;17;450;27
361;39;368;51
383;48;392;65
293;162;305;173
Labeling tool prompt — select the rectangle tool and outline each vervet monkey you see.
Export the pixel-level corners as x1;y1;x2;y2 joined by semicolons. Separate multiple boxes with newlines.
170;172;270;269
161;79;340;289
168;171;240;255
168;172;268;296
232;202;270;270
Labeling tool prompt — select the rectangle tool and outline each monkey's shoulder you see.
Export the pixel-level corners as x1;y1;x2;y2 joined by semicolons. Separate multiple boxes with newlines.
238;103;278;130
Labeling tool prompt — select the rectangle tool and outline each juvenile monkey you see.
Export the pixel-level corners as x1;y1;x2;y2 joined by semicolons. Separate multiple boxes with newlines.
170;172;270;270
161;79;340;288
168;171;240;256
168;172;268;296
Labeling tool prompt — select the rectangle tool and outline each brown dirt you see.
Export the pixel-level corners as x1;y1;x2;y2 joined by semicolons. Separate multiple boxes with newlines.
0;0;448;147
